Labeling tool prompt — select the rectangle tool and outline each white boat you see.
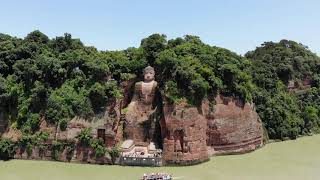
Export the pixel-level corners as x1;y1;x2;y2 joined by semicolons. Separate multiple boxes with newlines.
142;173;172;180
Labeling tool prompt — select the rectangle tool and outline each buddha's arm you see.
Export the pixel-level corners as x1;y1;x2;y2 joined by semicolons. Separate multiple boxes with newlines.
148;82;159;116
152;82;160;110
127;83;140;108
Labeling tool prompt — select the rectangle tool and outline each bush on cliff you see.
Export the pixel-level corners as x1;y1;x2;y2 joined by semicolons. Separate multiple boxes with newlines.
90;139;106;158
0;138;16;160
107;146;120;164
76;128;93;147
297;87;320;133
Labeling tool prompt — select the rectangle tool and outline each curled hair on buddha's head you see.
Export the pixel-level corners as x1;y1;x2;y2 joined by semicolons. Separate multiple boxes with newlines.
143;66;155;75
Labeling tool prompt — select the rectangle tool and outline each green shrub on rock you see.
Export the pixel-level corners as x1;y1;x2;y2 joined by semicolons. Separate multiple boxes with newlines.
76;128;93;147
59;118;68;131
0;139;16;160
51;140;63;160
107;146;120;164
90;139;106;158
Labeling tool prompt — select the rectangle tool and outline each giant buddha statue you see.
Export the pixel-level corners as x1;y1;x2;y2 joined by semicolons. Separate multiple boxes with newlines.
124;66;160;147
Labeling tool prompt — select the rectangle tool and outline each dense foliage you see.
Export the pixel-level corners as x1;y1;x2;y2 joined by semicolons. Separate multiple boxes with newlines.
76;128;107;158
1;31;320;141
0;138;16;160
155;35;254;104
246;40;320;139
0;31;125;133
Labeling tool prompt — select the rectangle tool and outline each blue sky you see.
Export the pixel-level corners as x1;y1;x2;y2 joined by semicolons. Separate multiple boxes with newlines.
1;0;319;55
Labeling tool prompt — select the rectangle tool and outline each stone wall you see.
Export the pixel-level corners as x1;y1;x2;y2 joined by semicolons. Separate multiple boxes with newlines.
161;102;208;165
14;145;112;165
204;95;264;155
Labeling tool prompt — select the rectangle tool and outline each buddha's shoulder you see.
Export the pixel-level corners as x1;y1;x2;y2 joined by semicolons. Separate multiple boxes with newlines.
134;81;143;90
135;81;143;87
153;81;158;87
135;81;157;86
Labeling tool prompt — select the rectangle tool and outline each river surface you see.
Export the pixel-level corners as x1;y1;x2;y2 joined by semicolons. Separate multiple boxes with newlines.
1;134;320;180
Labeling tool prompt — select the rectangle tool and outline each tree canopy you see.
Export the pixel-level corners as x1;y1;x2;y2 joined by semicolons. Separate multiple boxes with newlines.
247;40;320;139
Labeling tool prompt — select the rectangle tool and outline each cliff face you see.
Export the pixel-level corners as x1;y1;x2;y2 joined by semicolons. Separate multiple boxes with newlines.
204;95;264;155
56;97;120;147
1;77;264;166
159;95;264;164
161;102;208;165
0;110;7;135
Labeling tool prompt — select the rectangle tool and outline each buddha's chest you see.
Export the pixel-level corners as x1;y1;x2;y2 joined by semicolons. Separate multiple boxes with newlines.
141;82;154;95
138;82;156;103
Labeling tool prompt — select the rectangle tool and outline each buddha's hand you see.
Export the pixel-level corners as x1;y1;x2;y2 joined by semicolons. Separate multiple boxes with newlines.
148;107;158;117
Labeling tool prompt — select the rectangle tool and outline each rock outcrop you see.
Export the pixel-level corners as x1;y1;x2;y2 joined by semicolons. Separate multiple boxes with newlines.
121;71;264;165
55;97;120;148
159;95;264;164
205;95;264;155
1;69;264;166
161;102;208;165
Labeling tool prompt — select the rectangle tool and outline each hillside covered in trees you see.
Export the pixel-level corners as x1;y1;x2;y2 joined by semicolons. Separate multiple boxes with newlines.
1;30;320;144
246;40;320;139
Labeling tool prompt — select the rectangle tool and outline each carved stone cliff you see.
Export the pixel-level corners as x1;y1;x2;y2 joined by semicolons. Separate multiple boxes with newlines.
204;95;264;155
123;66;161;147
161;101;208;165
159;95;264;164
0;67;264;166
120;66;264;165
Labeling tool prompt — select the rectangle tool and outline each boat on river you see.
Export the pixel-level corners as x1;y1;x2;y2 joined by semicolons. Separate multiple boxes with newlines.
141;173;172;180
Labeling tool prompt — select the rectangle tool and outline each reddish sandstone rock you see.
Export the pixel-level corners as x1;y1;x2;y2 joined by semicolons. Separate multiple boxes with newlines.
1;127;22;141
161;101;209;165
204;95;264;155
123;67;160;146
54;96;120;147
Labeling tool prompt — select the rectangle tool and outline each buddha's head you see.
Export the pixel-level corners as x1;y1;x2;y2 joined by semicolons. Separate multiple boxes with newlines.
143;66;155;82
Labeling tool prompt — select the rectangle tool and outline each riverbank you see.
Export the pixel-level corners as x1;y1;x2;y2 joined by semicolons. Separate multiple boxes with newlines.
1;134;320;180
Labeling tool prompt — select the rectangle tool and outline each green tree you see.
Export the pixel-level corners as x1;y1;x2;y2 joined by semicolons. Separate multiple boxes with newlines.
303;106;320;133
76;128;93;147
262;91;303;139
0;139;16;160
141;34;167;65
90;139;106;158
108;146;120;164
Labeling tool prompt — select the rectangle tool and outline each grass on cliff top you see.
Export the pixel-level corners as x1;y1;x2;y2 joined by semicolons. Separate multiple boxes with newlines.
1;134;320;180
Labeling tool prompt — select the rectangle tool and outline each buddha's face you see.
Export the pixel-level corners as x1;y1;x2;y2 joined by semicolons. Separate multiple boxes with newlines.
144;70;155;82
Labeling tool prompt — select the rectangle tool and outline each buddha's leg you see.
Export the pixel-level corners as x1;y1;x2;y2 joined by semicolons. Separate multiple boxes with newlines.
124;104;138;139
142;120;151;142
